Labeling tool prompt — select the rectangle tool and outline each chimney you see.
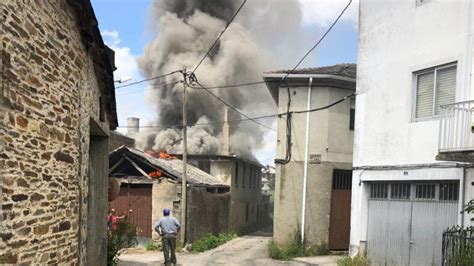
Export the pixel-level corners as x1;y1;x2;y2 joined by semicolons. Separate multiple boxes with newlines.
221;107;230;155
127;117;139;137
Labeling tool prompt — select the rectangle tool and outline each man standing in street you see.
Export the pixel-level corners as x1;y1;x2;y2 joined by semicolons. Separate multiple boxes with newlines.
155;208;181;266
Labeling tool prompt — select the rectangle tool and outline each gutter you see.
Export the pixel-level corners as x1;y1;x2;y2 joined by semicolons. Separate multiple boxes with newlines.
261;73;356;83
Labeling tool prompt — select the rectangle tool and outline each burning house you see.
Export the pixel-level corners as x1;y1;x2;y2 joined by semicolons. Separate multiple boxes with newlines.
109;146;230;242
123;0;306;236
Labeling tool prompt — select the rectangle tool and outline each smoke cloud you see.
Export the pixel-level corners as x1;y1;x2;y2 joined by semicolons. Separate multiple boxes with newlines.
136;0;302;158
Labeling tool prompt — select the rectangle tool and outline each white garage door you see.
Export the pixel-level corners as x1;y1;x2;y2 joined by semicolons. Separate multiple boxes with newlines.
367;182;459;266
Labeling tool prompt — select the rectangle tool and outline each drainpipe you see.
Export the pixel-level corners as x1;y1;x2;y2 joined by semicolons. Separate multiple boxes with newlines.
301;77;313;244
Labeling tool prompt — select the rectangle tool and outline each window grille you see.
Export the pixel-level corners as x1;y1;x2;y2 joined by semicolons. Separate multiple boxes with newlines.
439;182;459;201
242;164;246;188
349;98;355;130
332;170;352;190
370;183;388;199
391;183;411;199
414;63;457;119
415;183;436;200
235;162;239;187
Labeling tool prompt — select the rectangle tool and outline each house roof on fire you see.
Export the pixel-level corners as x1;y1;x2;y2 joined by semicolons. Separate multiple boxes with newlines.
262;63;356;103
109;146;228;187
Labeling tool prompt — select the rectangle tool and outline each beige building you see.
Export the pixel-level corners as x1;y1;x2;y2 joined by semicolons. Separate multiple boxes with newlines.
262;64;356;249
1;1;117;264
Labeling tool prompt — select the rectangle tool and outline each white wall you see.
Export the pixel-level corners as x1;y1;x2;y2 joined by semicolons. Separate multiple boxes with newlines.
351;0;474;256
354;0;472;167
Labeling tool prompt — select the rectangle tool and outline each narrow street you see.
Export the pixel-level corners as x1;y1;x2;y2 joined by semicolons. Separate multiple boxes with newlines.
118;230;339;266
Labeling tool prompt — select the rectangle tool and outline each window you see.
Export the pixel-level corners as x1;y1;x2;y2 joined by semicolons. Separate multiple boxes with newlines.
415;183;436;200
370;183;388;199
333;169;352;190
439;182;459;201
414;63;457;119
235;162;239;188
242;164;246;188
391;183;411;200
349;98;355;130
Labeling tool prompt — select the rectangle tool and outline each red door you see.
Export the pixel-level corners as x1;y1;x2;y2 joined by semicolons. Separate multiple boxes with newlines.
328;169;352;250
110;183;153;238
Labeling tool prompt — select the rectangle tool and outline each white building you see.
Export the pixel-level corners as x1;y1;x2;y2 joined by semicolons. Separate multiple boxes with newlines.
351;0;474;265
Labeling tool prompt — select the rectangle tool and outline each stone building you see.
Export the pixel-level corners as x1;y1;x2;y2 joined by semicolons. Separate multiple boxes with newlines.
109;147;230;242
1;1;117;264
263;64;356;249
182;154;270;232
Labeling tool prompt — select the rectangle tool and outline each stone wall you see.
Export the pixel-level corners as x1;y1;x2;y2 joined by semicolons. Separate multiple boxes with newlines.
1;1;112;264
186;186;231;242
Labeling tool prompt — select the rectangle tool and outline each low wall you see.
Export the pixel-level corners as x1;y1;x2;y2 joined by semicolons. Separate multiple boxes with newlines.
186;186;231;242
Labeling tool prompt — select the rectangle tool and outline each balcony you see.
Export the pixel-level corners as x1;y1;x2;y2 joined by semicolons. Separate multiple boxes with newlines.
437;100;474;163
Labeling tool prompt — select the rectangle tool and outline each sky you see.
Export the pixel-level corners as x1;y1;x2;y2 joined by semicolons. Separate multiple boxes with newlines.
91;0;359;166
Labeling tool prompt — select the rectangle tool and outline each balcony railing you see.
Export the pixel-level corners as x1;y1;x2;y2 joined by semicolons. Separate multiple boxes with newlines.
439;100;474;152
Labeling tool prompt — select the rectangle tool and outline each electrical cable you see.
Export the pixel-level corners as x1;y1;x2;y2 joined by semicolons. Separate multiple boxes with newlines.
280;0;353;81
274;0;353;164
116;92;354;129
116;80;183;96
193;79;276;132
191;0;247;75
115;70;181;89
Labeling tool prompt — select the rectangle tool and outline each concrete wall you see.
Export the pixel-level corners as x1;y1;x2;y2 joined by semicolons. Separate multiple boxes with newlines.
351;0;474;255
186;187;231;242
1;1;113;264
273;83;354;246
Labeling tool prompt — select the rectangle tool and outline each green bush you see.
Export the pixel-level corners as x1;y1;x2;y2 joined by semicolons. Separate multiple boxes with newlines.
107;219;138;266
268;240;290;260
337;254;370;266
267;230;331;261
145;241;161;251
308;242;330;256
190;232;238;253
267;231;307;260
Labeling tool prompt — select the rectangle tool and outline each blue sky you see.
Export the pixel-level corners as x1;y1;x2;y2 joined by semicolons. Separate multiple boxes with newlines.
91;0;358;165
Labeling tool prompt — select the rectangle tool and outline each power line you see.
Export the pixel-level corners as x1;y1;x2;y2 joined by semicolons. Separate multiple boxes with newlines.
191;0;247;74
116;80;183;96
281;0;352;81
194;79;276;132
116;92;354;129
191;80;267;89
115;70;181;89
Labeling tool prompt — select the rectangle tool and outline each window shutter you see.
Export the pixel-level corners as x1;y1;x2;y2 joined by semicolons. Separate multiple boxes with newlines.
435;65;457;115
415;71;435;118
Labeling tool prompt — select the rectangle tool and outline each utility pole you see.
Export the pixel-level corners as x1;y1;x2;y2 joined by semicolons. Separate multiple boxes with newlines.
180;68;188;244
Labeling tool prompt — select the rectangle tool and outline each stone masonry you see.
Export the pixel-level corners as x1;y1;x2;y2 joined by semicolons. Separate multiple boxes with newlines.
1;1;117;264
